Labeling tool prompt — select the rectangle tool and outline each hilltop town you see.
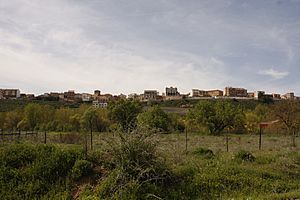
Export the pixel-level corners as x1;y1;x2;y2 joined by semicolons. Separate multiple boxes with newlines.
0;87;298;108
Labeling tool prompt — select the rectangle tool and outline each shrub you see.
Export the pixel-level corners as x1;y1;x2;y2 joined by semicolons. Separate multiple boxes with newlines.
235;150;256;162
71;160;93;181
0;144;85;199
193;147;215;159
96;131;172;199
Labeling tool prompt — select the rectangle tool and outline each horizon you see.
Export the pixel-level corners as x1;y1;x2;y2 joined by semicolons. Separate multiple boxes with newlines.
0;86;297;97
1;0;300;96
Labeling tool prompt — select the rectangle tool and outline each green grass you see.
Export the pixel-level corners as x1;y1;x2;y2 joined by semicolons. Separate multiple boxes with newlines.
0;99;83;112
0;132;299;199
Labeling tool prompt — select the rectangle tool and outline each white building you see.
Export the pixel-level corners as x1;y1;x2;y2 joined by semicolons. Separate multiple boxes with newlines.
93;100;108;108
82;93;92;102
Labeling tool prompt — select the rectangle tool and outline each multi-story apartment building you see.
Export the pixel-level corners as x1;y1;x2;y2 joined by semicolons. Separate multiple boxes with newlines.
144;90;158;101
0;89;3;99
247;92;255;98
192;89;223;97
207;90;223;97
64;90;75;101
82;93;92;102
93;100;108;108
0;89;21;99
254;91;265;99
224;87;247;97
282;92;295;100
272;93;281;100
192;89;208;97
166;87;180;96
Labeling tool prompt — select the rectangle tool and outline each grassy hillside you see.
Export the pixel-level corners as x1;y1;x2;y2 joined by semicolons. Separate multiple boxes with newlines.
0;133;299;199
0;99;84;112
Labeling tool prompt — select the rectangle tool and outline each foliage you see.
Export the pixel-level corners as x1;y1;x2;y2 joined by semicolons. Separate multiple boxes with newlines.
0;144;88;199
4;109;23;131
137;105;172;133
270;100;300;146
95;131;172;199
81;107;98;132
108;100;142;132
245;104;269;134
188;100;245;134
70;160;93;181
193;147;215;159
234;150;256;162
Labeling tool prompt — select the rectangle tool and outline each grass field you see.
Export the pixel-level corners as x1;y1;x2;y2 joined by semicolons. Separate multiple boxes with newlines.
0;132;299;199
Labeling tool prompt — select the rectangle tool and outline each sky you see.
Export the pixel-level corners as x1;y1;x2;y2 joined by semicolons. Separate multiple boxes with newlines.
0;0;300;95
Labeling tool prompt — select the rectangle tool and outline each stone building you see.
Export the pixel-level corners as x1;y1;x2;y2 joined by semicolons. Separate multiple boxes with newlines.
192;89;208;97
224;87;247;97
166;87;180;96
0;89;20;99
207;90;223;97
144;90;158;101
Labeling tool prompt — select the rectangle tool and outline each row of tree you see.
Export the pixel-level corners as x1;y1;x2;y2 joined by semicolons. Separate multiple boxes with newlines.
0;99;299;140
0;100;182;134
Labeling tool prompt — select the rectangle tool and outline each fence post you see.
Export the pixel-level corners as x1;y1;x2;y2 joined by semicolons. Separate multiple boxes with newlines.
90;129;93;150
18;130;21;141
259;126;262;150
44;131;47;144
226;134;229;152
185;127;188;155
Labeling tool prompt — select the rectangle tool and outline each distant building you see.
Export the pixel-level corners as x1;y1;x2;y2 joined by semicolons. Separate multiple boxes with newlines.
192;89;223;97
224;87;247;97
128;93;139;100
282;92;295;100
93;100;108;108
254;91;265;99
49;92;60;98
144;90;158;101
64;90;75;101
207;90;223;97
75;93;82;102
247;92;255;98
166;87;180;96
94;90;101;96
0;89;21;99
192;89;208;97
82;93;92;102
0;90;3;99
272;93;281;100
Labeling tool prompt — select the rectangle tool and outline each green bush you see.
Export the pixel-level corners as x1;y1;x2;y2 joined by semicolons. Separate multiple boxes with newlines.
96;131;172;199
235;150;256;162
193;147;215;159
71;160;93;181
0;144;85;199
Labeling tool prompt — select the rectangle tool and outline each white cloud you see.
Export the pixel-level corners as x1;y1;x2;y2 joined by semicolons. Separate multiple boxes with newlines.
0;0;299;95
258;68;289;79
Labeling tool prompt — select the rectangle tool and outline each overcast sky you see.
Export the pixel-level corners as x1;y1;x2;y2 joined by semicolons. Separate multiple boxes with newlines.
1;0;300;95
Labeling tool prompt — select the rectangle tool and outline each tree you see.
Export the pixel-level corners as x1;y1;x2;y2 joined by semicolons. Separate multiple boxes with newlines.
271;100;300;147
23;104;42;131
38;105;55;131
137;106;172;133
0;112;6;131
95;109;110;132
108;100;142;132
4;109;23;131
70;114;81;132
81;107;98;150
188;101;244;134
245;104;268;134
55;108;74;132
